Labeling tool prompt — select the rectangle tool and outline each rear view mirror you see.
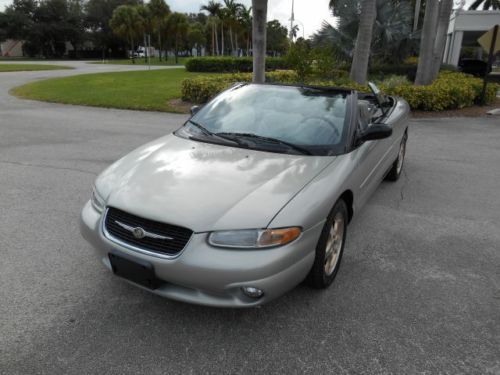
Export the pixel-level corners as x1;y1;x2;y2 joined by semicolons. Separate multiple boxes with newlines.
190;106;200;116
358;124;392;142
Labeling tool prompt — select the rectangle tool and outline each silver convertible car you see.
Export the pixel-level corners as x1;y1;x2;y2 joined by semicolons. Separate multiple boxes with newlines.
80;82;409;307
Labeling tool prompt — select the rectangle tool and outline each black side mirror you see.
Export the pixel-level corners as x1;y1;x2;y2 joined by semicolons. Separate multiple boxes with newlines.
190;105;200;116
358;124;392;142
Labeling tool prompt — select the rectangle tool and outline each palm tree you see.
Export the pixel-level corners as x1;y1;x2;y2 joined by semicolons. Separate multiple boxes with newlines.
136;4;153;62
200;0;222;55
315;0;415;64
469;0;500;10
415;0;439;85
109;5;143;60
223;0;243;55
166;12;189;64
428;0;454;80
350;0;377;84
252;0;267;83
238;4;252;55
148;0;170;61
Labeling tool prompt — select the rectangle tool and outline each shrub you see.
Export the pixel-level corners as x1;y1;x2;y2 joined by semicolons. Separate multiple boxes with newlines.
383;71;498;110
181;70;298;103
286;40;314;82
312;47;349;81
181;70;498;111
369;64;418;81
379;75;411;89
185;56;290;73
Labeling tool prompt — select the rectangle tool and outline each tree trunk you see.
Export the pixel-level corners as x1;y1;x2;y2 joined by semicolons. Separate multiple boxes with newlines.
221;22;225;55
229;26;234;55
415;0;440;85
252;0;267;83
158;30;162;61
212;23;215;55
130;34;135;64
215;23;219;55
350;0;377;85
175;37;178;64
428;0;454;80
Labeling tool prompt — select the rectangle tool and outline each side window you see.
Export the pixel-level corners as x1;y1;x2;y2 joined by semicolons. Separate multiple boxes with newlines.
357;100;373;132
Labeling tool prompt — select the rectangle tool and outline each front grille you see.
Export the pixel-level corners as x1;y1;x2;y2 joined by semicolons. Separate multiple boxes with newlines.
104;207;193;256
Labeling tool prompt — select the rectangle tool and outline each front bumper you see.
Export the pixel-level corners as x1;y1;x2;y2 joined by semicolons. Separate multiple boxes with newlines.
80;201;323;307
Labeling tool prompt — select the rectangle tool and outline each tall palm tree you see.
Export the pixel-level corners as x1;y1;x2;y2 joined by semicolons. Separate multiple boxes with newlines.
200;0;222;55
314;0;415;64
109;5;143;59
415;0;439;85
223;0;243;55
428;0;454;80
350;0;377;84
252;0;267;83
469;0;500;10
148;0;170;61
239;4;252;55
165;12;189;64
136;4;153;62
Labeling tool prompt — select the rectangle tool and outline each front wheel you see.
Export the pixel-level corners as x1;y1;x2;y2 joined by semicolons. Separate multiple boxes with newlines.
386;134;407;181
306;199;348;289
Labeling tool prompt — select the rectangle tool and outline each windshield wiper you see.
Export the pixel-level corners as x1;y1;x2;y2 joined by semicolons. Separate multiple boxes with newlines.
216;132;312;155
187;120;247;147
188;120;213;136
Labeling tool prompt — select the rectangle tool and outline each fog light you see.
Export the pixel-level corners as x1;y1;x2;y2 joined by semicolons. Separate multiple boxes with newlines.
241;286;264;299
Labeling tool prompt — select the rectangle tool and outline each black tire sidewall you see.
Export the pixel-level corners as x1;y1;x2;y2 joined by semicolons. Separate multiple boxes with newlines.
307;199;348;288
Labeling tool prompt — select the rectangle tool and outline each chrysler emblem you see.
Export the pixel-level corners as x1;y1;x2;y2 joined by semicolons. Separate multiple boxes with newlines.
132;227;146;239
114;220;174;241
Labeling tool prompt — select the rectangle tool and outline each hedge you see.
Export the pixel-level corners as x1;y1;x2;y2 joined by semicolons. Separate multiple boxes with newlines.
181;71;298;103
181;71;498;111
185;56;291;73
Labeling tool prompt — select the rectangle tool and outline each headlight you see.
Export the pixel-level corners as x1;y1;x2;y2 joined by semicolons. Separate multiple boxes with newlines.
208;227;301;249
90;186;105;213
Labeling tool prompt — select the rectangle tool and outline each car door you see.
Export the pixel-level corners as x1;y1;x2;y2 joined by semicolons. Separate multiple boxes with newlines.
349;98;394;210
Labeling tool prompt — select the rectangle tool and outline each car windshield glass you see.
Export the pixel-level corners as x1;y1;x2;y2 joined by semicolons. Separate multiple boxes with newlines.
186;84;349;154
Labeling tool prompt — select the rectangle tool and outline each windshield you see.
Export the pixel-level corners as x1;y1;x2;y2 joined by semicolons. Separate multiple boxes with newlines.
179;84;350;156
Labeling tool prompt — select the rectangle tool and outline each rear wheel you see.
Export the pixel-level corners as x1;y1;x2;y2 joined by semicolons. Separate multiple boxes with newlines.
306;199;348;289
386;134;407;181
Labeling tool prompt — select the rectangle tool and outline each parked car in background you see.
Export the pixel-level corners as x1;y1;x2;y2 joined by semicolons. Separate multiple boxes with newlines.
458;58;491;77
80;82;410;307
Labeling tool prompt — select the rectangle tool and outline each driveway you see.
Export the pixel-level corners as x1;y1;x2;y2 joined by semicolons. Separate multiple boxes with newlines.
1;65;499;374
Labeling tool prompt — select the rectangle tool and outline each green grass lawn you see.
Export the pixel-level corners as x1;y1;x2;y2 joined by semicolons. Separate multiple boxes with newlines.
11;68;207;113
0;64;73;72
90;57;189;66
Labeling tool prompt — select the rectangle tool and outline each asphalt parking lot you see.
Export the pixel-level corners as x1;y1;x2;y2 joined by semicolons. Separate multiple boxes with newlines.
1;64;499;374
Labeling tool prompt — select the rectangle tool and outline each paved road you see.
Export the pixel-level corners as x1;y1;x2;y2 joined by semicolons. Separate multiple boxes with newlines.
1;64;500;374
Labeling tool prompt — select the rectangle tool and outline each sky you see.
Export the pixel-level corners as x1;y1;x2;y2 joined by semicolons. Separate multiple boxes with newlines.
0;0;336;38
168;0;336;38
0;0;479;38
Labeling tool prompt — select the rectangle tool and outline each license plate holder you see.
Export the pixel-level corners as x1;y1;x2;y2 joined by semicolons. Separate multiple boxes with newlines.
108;251;160;290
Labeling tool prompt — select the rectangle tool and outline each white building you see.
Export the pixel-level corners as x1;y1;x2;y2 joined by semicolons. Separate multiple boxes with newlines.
443;10;500;66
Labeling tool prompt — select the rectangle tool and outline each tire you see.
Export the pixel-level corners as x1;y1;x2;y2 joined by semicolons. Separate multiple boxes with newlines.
306;199;348;289
385;133;407;182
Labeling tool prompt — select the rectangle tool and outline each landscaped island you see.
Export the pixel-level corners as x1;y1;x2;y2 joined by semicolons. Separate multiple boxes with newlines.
11;58;498;114
0;64;73;72
11;68;206;113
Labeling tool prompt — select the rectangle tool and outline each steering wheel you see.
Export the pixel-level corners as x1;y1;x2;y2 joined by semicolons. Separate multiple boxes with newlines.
303;116;341;138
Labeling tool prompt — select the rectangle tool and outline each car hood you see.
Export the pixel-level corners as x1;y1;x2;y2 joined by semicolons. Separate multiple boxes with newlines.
96;134;335;232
